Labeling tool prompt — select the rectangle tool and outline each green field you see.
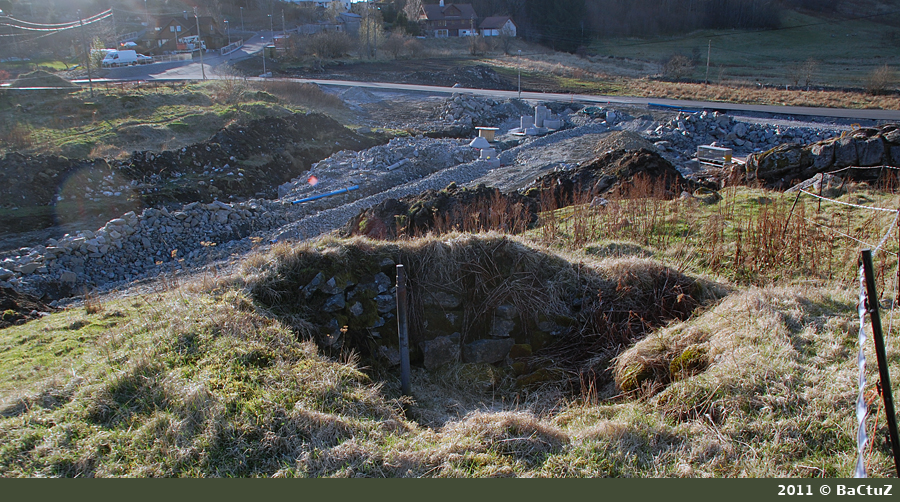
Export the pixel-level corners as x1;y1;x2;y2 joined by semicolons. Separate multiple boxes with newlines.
591;10;900;88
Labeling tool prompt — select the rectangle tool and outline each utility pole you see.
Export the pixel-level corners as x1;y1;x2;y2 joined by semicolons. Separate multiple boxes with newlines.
517;49;521;98
240;7;244;34
705;39;711;85
282;9;285;36
194;7;205;80
77;10;94;98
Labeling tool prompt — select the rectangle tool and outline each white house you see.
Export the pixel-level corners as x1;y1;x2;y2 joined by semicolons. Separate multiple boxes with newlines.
479;16;516;37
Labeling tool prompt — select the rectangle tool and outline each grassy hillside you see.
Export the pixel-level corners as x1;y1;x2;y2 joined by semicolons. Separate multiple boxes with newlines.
2;185;899;477
591;9;900;89
0;78;352;159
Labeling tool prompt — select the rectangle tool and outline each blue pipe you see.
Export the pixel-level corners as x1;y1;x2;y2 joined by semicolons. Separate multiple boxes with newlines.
291;185;359;204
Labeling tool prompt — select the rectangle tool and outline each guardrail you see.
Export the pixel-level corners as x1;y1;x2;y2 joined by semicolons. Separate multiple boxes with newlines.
152;53;193;63
220;39;244;56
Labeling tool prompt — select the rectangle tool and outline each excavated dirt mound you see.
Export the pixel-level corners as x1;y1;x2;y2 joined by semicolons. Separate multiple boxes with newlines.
8;70;78;90
0;113;387;236
523;148;697;204
344;149;697;240
121;113;385;205
403;65;516;90
0;287;56;329
343;183;539;239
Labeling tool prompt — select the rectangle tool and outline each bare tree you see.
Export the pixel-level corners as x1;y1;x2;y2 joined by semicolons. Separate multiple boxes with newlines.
499;23;515;54
403;0;422;21
802;58;818;91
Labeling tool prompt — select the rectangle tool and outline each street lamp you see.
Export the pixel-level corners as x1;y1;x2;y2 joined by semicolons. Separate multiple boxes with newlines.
517;50;521;99
240;7;244;34
144;0;149;27
225;19;230;45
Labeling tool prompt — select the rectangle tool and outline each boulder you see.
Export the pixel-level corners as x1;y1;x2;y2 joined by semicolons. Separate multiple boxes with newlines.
808;141;835;170
834;136;858;168
322;293;346;312
420;333;461;369
858;137;886;167
463;338;515;364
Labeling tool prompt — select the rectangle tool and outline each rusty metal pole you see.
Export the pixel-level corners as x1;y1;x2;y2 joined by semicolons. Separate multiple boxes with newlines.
396;264;411;395
862;249;900;477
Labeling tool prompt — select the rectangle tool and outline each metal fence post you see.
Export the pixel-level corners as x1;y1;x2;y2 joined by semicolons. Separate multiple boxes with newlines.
861;249;900;477
396;264;411;395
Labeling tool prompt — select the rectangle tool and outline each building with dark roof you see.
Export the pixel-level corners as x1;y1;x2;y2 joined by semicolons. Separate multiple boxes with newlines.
479;16;516;37
417;1;478;37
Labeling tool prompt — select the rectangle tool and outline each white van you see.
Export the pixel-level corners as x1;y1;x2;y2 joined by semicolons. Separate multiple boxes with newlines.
101;50;138;68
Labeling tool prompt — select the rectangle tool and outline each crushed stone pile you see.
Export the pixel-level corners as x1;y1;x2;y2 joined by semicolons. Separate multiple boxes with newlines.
593;130;659;155
278;136;479;202
646;109;835;158
0;199;289;297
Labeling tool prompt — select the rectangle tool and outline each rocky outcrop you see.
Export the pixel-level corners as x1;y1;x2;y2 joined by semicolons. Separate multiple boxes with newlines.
744;124;900;189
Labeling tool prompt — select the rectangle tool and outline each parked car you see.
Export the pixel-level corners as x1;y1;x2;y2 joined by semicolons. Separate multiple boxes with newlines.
136;54;153;65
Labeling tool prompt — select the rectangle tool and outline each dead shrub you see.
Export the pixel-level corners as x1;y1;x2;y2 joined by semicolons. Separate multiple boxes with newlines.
382;32;407;59
866;64;895;95
662;54;696;81
305;31;353;59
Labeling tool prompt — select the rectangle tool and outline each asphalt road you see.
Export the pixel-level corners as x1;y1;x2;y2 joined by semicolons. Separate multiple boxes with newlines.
85;38;900;123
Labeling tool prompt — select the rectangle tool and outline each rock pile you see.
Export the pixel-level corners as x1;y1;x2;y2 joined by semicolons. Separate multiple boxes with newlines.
430;93;532;135
1;199;288;296
646;110;835;156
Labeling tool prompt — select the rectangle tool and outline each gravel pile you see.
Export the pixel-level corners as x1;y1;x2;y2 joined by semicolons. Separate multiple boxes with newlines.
1;199;289;296
277;136;478;202
433;93;531;130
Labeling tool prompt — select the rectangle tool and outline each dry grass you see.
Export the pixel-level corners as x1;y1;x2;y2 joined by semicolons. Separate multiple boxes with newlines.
485;46;900;110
